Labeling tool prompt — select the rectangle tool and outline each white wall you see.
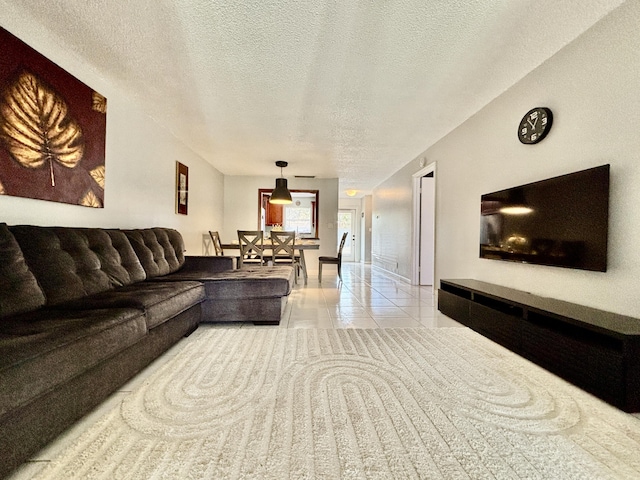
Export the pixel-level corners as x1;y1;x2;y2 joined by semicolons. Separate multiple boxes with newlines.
0;4;224;255
425;1;640;317
223;176;339;270
372;158;422;279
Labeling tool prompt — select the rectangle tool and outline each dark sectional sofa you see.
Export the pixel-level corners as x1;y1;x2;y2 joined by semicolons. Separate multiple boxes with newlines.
0;224;295;479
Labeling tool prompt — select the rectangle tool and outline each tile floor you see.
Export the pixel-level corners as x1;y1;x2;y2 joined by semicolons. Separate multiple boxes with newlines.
280;262;462;329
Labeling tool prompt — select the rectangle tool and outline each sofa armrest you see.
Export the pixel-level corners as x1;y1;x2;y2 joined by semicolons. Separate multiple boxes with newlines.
182;255;235;273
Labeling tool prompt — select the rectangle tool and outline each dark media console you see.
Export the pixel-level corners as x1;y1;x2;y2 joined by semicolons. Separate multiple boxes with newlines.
438;279;640;412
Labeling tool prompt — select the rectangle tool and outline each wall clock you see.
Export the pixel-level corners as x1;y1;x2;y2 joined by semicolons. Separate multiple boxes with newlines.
518;107;553;144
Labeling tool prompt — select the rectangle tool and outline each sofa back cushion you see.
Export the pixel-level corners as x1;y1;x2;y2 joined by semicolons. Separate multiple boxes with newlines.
0;224;46;318
105;230;147;285
9;226;143;305
124;228;185;278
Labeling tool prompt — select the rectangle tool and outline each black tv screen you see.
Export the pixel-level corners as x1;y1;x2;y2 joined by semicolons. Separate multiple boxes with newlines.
480;164;609;272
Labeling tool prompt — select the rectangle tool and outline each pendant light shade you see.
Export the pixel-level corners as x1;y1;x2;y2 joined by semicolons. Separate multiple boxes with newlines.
269;161;292;204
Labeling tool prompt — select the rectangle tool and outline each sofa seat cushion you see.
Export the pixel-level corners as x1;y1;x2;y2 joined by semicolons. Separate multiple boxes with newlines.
0;307;146;416
56;281;205;329
179;266;294;300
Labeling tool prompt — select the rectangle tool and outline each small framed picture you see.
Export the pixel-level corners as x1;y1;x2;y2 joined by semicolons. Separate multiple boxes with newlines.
176;161;188;215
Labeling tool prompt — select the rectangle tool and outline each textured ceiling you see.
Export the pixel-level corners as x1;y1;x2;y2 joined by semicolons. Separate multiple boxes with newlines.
7;0;625;196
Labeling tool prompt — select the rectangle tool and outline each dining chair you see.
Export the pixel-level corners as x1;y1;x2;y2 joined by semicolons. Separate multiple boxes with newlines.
208;231;224;256
318;231;348;282
237;230;266;267
270;231;300;283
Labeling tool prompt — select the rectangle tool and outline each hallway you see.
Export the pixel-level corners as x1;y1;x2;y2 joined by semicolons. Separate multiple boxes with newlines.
281;263;461;329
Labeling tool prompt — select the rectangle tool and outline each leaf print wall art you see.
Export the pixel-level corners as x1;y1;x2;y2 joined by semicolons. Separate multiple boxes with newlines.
2;72;85;187
0;27;106;208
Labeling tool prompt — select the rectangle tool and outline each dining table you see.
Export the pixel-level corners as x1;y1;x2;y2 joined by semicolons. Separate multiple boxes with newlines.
203;234;319;285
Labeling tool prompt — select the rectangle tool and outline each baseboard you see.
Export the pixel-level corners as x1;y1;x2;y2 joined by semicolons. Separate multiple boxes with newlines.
371;264;411;284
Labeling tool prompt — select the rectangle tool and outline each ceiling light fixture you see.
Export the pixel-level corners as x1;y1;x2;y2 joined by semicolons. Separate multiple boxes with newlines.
269;161;292;204
345;189;358;197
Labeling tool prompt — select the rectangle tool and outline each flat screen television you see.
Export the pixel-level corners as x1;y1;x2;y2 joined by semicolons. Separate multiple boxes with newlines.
480;164;609;272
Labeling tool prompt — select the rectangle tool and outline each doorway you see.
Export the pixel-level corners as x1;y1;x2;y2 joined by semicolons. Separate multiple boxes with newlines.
338;209;356;262
411;163;436;287
419;174;435;285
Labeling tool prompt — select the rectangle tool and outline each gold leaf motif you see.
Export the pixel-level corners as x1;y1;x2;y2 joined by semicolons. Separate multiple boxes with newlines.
92;92;107;113
80;190;101;208
0;71;85;186
90;165;105;189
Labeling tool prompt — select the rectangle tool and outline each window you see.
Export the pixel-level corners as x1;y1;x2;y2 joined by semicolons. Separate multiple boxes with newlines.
258;189;319;238
285;206;312;234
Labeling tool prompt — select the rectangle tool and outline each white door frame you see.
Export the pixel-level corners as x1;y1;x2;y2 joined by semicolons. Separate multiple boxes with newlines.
411;162;436;286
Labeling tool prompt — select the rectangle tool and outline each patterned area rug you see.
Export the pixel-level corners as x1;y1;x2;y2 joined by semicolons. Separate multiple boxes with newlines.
29;327;640;479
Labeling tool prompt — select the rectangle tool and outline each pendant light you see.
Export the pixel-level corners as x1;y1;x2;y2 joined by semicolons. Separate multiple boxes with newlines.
269;161;292;204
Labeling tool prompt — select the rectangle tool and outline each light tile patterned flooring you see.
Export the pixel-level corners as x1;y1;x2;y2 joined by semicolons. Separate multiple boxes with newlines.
280;262;462;329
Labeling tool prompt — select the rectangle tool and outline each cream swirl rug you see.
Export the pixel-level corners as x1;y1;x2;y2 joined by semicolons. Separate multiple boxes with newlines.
27;327;640;479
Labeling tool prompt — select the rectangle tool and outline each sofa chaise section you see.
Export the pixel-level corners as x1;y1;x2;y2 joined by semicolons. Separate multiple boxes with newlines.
199;266;294;325
133;234;297;325
162;258;295;325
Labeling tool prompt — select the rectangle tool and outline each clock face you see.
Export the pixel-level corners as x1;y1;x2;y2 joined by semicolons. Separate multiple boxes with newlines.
518;107;553;144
